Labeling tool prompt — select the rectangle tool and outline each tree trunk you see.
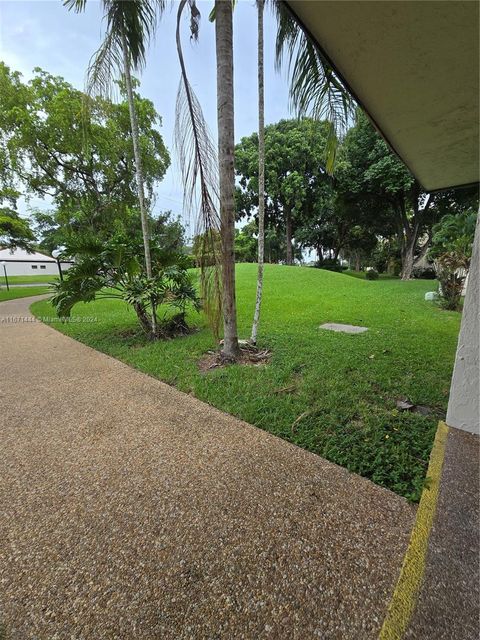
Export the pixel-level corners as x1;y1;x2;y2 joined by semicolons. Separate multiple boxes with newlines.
215;0;240;360
400;221;418;280
355;253;361;272
398;182;426;281
122;33;157;336
250;0;265;346
285;205;293;265
400;240;415;280
133;302;153;337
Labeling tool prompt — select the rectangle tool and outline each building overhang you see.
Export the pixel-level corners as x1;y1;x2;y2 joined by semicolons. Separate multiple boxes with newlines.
284;0;479;192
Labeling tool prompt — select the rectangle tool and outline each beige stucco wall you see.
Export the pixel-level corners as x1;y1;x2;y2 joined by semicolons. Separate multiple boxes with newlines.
446;211;480;434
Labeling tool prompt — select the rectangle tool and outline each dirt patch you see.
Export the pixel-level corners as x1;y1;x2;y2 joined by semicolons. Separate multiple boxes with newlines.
117;322;198;347
198;343;271;373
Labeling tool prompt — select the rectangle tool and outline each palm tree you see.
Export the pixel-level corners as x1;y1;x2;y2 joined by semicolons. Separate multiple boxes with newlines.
66;0;163;336
120;33;152;282
68;0;352;352
175;0;223;340
181;1;352;354
215;0;240;360
250;0;265;345
274;2;354;173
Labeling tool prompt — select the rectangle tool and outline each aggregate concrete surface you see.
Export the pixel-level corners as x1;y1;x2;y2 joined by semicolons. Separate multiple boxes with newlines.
405;427;480;640
1;296;415;639
319;323;368;334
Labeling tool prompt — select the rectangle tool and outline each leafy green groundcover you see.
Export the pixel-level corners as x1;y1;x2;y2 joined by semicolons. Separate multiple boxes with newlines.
31;264;460;501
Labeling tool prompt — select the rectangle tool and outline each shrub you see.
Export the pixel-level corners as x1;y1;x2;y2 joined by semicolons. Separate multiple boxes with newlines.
50;233;200;339
316;258;346;272
412;266;437;280
183;253;196;270
365;268;379;280
436;266;464;310
429;211;476;311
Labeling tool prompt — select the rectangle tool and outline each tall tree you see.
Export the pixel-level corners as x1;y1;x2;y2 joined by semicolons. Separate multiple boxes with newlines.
0;80;35;251
0;206;35;251
0;64;169;251
175;0;223;339
235;118;331;263
339;111;478;279
215;0;240;360
66;0;164;334
121;32;152;279
251;0;265;345
274;1;354;173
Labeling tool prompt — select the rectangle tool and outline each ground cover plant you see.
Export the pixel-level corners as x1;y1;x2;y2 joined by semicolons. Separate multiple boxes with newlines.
0;286;48;302
32;264;461;501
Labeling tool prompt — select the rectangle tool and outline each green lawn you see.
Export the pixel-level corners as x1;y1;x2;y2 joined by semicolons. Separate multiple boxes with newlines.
31;264;460;501
0;286;49;302
343;270;400;280
4;275;59;284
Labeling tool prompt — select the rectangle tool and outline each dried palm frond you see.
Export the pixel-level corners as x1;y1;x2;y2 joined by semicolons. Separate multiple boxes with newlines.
175;0;222;338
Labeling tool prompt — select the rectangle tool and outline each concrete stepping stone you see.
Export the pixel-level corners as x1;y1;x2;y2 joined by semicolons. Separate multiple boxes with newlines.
320;323;368;334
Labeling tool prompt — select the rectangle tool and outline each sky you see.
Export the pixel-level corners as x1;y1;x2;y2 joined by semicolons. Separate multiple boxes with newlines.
0;0;293;238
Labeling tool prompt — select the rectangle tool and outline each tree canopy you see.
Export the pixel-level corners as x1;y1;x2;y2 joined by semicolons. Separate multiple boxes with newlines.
0;205;35;251
0;63;170;248
336;110;478;277
235;118;332;264
235;112;478;274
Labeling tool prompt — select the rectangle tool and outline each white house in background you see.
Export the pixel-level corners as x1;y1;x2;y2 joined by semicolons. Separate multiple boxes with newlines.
0;247;72;277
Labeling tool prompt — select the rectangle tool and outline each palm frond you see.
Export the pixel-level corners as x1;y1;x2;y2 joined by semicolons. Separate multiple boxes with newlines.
63;0;87;11
66;0;165;97
85;29;124;99
102;0;162;71
175;0;222;338
274;1;355;173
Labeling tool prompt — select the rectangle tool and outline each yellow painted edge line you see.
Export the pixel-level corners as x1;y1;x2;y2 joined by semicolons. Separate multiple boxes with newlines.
378;420;449;640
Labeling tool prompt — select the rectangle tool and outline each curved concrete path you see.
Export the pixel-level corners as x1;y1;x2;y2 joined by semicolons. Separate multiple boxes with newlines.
0;296;415;639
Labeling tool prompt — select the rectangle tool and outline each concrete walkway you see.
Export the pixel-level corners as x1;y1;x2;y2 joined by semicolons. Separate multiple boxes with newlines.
1;282;50;288
405;427;479;640
0;296;415;639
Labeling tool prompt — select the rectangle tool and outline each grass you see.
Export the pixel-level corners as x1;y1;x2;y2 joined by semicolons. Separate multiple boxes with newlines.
31;263;461;501
343;270;400;280
4;275;59;284
0;286;49;301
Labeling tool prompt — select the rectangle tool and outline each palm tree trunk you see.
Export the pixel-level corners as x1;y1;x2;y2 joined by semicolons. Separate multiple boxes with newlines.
121;32;157;336
285;205;293;265
215;0;240;360
250;0;265;346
